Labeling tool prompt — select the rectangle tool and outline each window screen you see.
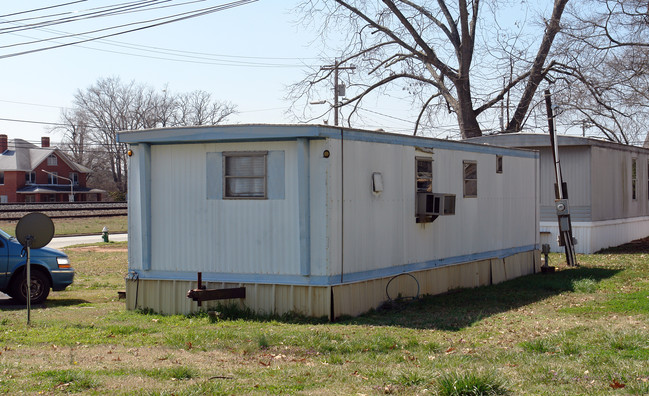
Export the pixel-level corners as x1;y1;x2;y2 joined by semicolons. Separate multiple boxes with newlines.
224;152;267;198
463;160;477;198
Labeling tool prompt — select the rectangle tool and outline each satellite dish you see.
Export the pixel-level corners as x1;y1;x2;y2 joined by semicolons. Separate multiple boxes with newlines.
16;212;55;249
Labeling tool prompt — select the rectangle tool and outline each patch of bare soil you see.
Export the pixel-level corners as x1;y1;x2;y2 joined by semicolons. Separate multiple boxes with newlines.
597;236;649;254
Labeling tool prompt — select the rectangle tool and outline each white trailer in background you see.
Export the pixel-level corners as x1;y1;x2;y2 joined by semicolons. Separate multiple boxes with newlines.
469;133;649;253
119;125;540;319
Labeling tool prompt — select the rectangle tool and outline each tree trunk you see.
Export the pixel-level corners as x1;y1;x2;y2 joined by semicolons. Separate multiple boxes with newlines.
455;78;482;139
505;0;568;133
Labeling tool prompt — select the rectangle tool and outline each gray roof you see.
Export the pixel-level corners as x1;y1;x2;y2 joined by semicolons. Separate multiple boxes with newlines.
0;138;91;173
466;133;649;154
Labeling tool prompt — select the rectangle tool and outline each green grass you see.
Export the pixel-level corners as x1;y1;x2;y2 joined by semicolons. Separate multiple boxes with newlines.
0;215;127;236
437;371;507;396
1;245;648;394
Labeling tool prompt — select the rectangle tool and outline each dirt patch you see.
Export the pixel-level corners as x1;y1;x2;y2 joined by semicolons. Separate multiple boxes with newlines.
597;236;649;254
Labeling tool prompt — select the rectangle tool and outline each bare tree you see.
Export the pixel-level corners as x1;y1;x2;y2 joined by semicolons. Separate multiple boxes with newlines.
174;91;237;126
60;77;237;195
548;0;649;145
292;0;569;139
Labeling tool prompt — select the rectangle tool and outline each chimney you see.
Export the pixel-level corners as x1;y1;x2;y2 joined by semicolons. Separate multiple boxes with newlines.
41;136;50;148
0;134;7;153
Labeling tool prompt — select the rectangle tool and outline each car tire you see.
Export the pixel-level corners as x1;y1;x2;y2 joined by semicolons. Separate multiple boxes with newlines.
10;269;51;304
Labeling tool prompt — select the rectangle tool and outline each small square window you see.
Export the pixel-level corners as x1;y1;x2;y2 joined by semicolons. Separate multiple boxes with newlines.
496;155;503;174
223;152;267;199
25;171;36;184
463;160;477;198
416;157;433;193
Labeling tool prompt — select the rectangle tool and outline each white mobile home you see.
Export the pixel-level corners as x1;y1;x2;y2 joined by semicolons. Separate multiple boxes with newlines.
118;125;540;319
468;133;649;253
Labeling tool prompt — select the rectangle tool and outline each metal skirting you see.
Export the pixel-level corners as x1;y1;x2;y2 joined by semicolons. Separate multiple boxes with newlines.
125;250;539;320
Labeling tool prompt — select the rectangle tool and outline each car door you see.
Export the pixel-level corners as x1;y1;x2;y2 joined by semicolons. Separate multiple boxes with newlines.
0;235;8;290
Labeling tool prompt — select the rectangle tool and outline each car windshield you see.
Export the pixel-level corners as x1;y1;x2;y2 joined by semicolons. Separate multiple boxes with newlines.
0;228;12;239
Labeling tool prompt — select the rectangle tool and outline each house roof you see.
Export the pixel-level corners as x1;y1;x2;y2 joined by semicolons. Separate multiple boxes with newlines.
117;124;538;159
466;132;649;154
0;138;91;173
16;185;105;194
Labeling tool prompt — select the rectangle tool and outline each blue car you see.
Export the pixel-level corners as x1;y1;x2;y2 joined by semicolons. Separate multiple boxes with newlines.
0;228;74;304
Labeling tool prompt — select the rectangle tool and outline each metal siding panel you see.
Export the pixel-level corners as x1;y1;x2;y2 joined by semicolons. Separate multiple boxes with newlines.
148;142;301;277
340;141;406;277
308;140;330;277
591;147;649;221
329;140;538;279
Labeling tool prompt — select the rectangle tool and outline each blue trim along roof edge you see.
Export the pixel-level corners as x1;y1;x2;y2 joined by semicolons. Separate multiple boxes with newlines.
117;124;538;159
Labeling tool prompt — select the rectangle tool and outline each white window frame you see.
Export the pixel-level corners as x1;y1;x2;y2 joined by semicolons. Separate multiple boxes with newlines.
47;172;58;185
223;151;268;199
69;172;79;185
47;154;58;166
25;171;36;184
463;160;478;198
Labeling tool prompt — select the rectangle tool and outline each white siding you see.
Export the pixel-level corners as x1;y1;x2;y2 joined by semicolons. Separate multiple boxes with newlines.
325;139;538;277
147;141;302;275
591;146;649;221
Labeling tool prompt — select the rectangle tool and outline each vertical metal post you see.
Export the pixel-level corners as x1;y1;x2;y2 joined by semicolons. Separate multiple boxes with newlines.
545;90;577;267
26;236;33;325
334;61;339;126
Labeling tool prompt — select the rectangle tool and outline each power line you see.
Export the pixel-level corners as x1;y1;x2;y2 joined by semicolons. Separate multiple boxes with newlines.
0;1;88;19
0;0;258;60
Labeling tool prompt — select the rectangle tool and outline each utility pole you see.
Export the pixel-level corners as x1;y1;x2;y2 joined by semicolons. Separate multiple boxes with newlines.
545;89;578;267
320;60;356;126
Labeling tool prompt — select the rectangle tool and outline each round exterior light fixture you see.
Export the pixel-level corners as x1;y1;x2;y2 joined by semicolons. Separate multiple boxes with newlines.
323;150;330;158
127;149;133;157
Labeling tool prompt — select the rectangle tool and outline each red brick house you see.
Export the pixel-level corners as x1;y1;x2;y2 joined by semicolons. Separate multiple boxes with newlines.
0;134;103;203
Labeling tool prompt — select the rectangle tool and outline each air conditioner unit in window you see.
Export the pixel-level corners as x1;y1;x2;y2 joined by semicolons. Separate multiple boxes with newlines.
416;192;456;217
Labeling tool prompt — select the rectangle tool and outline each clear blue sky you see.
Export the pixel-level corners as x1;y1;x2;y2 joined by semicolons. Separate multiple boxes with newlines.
0;1;334;144
0;1;556;145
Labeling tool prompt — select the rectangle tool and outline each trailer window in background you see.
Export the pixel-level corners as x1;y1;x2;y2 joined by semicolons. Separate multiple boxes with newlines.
632;158;637;200
463;160;477;198
496;155;503;174
223;152;267;199
416;157;433;193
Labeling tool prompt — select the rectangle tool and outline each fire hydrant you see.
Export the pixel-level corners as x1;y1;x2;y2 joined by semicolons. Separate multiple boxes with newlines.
102;226;109;243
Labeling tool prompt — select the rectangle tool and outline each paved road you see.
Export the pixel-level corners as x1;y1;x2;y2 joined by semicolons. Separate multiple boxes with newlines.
46;233;128;249
1;233;128;301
